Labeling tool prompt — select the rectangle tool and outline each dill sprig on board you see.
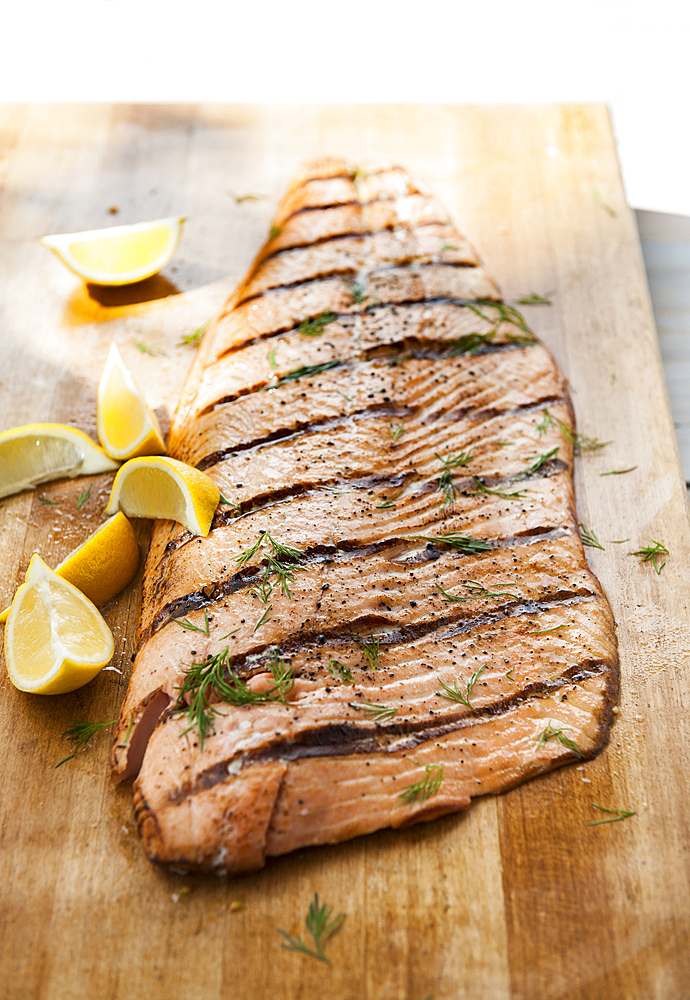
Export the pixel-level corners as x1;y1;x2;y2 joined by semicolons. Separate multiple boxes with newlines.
407;532;493;554
358;635;381;672
516;291;554;305
228;190;267;203
279;893;345;964
38;496;61;505
399;760;444;805
536;722;584;758
389;422;406;443
180;320;210;346
600;467;637;476
631;540;668;574
437;663;486;713
133;340;167;357
579;523;604;550
77;483;92;509
172;647;294;749
352;701;398;723
274;360;340;388
56;719;117;768
298;311;337;336
537;408;610;452
588;802;636;826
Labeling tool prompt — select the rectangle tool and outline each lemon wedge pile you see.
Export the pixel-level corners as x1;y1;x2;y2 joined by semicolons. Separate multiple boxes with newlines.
105;456;220;536
97;344;166;459
41;217;184;286
0;512;139;624
0;424;118;500
4;555;114;695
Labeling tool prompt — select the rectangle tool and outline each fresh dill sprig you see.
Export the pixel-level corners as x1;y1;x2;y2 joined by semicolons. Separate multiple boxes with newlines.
173;646;294;748
437;663;486;713
435;581;465;602
537;408;609;452
348;276;369;304
268;346;278;370
353;701;398;723
228;190;267;203
133;340;167;357
516;291;554;305
588;802;636;826
298;311;337;336
631;540;668;574
600;467;637;476
436;580;518;603
389;422;405;443
594;190;617;218
173;611;210;635
269;224;282;240
536;722;584;757
467;476;528;500
77;483;92;509
39;496;61;505
505;668;515;681
218;493;240;510
123;711;135;747
579;523;604;550
56;719;116;768
399;760;444;805
274;360;340;388
328;658;353;684
441;241;459;251
376;499;397;509
407;532;493;554
466;299;536;343
436;450;473;508
180;320;210;346
529;623;573;635
358;635;381;672
279;893;345;964
237;531;305;601
445;331;494;356
522;447;559;477
253;605;272;632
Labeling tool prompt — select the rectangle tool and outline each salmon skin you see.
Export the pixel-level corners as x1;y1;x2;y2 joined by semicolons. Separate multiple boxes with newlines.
112;158;618;874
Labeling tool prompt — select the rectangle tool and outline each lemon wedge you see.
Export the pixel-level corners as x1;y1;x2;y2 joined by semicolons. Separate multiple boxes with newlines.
105;456;220;536
0;423;119;500
97;343;166;460
40;217;184;286
0;512;139;624
4;554;114;695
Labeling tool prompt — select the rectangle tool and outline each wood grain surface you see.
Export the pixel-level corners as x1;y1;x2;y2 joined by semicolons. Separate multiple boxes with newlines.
1;104;689;1000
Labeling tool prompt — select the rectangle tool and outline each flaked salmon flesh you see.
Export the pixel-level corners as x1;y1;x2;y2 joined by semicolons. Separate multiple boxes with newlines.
112;157;619;874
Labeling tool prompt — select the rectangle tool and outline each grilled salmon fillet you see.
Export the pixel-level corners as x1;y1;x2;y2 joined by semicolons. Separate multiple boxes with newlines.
111;158;619;874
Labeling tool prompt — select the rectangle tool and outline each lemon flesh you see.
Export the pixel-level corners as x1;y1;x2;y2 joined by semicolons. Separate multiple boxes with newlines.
105;456;220;536
97;343;166;459
4;555;114;695
0;512;140;623
40;217;184;286
0;424;119;500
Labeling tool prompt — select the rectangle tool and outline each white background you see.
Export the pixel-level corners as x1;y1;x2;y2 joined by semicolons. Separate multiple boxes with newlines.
2;0;688;217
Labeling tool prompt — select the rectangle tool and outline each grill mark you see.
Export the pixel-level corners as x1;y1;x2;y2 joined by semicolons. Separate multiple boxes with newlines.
142;522;574;643
235;260;478;309
216;293;503;362
254;221;454;270
195;392;568;471
169;657;607;803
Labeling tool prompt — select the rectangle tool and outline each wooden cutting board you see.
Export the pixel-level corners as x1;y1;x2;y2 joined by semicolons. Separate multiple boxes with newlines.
1;104;689;1000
